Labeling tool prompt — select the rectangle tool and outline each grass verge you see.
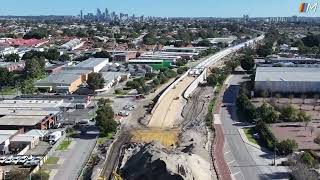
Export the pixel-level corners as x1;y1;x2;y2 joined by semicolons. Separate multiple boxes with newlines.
45;156;59;164
56;140;71;151
243;128;259;145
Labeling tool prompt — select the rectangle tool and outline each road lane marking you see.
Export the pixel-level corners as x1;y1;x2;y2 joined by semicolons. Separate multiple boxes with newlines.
227;160;235;165
224;151;230;154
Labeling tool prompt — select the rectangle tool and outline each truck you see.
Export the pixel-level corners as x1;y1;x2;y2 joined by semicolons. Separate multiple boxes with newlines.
49;131;62;144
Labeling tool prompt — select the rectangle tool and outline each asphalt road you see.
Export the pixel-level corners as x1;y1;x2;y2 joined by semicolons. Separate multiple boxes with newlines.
220;74;264;180
219;73;289;180
51;131;98;180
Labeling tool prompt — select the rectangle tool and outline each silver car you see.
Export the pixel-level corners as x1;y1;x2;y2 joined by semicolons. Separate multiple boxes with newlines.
11;156;21;165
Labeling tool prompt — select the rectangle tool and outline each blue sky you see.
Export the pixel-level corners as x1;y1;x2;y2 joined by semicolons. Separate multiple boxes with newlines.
0;0;314;17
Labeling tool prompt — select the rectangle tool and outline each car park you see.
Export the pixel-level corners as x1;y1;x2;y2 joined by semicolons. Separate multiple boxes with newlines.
0;156;6;164
18;156;28;164
11;156;21;165
4;156;13;165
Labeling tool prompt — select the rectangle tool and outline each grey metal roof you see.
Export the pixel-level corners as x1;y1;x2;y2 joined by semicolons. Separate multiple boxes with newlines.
74;58;108;68
255;67;320;82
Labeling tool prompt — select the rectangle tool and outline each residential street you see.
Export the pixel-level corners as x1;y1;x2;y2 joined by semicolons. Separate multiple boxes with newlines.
219;73;289;180
48;130;98;180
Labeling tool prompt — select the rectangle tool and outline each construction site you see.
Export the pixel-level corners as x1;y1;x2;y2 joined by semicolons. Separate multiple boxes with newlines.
99;37;262;180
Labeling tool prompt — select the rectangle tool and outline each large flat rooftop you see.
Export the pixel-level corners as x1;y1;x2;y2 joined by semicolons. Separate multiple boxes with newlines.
255;67;320;82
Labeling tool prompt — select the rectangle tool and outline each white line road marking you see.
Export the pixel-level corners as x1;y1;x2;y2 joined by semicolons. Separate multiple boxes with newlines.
224;151;230;154
232;171;241;176
227;160;235;165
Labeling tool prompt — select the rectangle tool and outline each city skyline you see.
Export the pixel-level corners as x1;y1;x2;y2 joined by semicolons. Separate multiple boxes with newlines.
0;0;316;17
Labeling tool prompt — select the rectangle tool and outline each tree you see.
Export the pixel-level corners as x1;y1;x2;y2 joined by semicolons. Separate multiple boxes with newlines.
313;94;319;110
20;79;36;94
95;98;117;137
93;51;111;59
4;53;20;62
256;103;279;123
280;105;298;122
290;162;318;180
58;54;70;61
300;152;316;167
23;28;48;39
45;49;60;60
275;93;281;103
31;170;50;180
87;72;105;91
277;139;298;155
25;57;45;79
197;39;212;47
240;55;255;71
256;44;272;57
8;168;29;180
297;111;311;130
288;94;294;104
0;68;14;86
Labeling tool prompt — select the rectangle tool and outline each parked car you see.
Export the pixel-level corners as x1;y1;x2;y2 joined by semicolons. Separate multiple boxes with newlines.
49;131;62;144
11;156;21;165
30;157;41;166
118;110;129;117
123;104;134;111
23;160;32;167
18;156;28;164
27;155;34;161
4;156;13;164
0;156;7;164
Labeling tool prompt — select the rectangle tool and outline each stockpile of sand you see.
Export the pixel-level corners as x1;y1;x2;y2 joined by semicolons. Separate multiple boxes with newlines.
131;129;179;148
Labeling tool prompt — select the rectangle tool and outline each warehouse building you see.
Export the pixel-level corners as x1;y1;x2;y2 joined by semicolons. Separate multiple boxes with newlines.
35;69;91;93
36;58;108;93
63;58;108;72
255;67;320;94
128;59;171;70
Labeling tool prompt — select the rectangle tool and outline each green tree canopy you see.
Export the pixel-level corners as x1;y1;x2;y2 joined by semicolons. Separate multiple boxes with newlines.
4;53;20;62
59;54;71;61
240;55;255;71
87;72;105;90
0;68;14;86
95;98;117;137
45;49;60;60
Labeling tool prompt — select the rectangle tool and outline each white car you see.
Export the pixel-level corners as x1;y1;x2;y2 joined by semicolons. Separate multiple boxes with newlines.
4;156;13;164
118;110;129;117
18;156;28;164
11;156;21;165
0;156;7;164
27;155;33;161
23;160;32;167
30;157;41;166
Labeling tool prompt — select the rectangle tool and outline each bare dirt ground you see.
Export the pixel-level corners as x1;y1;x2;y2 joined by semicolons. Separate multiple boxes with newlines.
252;97;320;150
148;76;195;128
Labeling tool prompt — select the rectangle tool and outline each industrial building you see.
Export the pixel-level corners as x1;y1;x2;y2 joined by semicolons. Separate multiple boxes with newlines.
59;38;84;51
0;99;66;132
128;59;171;70
35;69;91;93
63;58;108;72
255;67;320;94
36;58;108;93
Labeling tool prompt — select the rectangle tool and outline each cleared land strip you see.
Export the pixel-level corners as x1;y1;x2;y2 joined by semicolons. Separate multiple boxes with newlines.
148;76;195;128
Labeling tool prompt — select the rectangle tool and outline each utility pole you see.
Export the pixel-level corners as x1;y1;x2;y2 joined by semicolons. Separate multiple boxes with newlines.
273;141;276;166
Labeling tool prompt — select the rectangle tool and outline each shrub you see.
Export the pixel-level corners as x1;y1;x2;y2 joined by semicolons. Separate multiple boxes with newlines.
277;139;298;155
